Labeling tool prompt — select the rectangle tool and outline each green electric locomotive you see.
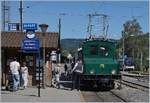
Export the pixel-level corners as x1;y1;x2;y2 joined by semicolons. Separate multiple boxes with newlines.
78;38;121;88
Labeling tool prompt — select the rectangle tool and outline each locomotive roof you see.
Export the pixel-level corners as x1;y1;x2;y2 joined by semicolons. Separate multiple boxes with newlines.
82;38;117;44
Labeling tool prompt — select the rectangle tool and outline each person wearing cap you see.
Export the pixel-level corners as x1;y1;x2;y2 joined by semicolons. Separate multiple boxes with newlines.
10;57;20;91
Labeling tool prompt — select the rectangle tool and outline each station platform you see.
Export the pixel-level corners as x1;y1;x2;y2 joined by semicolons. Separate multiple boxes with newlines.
1;87;81;102
1;63;82;102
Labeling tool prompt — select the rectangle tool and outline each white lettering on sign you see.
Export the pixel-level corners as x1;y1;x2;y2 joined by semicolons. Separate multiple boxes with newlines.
24;24;36;27
23;23;37;30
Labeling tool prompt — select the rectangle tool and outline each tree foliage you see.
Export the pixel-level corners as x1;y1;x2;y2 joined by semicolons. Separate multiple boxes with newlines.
117;19;149;71
61;49;69;58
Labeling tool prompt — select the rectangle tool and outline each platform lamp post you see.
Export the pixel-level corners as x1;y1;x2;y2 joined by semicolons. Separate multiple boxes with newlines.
122;31;135;71
119;31;126;90
122;31;125;70
39;24;48;89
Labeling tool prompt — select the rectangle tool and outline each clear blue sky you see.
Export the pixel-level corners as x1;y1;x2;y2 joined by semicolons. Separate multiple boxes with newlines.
10;0;149;39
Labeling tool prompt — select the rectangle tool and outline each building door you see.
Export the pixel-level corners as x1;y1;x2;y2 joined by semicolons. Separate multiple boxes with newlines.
35;56;43;86
24;53;43;86
24;54;36;86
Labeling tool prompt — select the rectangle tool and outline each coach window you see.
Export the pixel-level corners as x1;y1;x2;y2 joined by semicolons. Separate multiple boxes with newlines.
90;45;98;55
99;46;108;57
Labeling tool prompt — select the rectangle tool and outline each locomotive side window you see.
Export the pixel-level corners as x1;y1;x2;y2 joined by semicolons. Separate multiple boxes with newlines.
99;46;108;57
90;45;98;55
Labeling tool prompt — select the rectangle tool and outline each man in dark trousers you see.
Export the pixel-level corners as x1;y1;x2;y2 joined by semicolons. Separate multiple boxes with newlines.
64;63;68;76
71;59;83;90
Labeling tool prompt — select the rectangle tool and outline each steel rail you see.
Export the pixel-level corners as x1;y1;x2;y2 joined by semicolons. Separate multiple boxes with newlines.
80;90;128;102
109;91;128;102
95;91;128;102
80;91;104;102
116;80;149;92
123;74;148;77
122;74;149;82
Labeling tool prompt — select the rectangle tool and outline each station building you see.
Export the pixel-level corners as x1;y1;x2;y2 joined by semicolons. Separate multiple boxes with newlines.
1;31;59;86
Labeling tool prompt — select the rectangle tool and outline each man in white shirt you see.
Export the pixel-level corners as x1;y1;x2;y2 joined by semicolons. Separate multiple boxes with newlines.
10;57;20;91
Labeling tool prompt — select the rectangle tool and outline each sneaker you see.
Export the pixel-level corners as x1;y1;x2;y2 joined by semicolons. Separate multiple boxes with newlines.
56;85;60;89
24;86;27;89
19;87;24;90
10;89;18;92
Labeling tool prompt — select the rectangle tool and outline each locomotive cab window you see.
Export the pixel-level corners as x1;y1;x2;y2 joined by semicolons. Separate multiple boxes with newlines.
99;46;109;57
90;45;98;55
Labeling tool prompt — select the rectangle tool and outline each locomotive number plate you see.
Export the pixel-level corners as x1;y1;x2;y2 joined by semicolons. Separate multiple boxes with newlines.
99;64;105;68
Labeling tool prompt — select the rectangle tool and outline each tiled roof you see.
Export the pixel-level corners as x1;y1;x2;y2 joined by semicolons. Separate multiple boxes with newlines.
1;31;59;48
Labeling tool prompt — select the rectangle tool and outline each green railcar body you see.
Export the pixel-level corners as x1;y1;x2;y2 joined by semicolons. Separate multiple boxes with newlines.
80;39;121;81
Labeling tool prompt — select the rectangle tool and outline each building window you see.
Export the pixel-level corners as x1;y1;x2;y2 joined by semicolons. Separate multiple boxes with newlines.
90;45;98;55
99;46;108;57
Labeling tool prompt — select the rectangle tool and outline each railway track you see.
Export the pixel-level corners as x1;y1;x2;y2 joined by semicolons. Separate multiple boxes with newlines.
80;90;128;102
115;79;149;92
122;73;149;82
79;72;149;102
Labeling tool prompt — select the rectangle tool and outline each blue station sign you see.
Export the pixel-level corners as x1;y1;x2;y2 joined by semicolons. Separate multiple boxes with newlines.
8;23;20;31
23;23;37;30
22;23;39;53
22;37;40;53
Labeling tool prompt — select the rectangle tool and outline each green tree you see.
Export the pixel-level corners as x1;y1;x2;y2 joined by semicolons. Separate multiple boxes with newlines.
122;19;143;57
61;49;69;58
118;19;149;72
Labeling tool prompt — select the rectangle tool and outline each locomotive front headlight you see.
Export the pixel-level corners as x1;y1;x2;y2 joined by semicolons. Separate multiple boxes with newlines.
90;70;94;74
111;70;116;75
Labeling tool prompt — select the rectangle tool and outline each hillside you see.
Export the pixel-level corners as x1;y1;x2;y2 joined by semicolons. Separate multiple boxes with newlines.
61;39;85;50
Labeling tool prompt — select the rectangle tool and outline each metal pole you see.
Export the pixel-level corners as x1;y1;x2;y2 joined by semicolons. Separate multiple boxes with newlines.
58;18;61;63
43;32;46;88
19;0;23;32
38;52;40;97
89;14;92;36
140;52;143;72
2;0;6;31
119;33;125;89
122;34;125;67
102;15;106;37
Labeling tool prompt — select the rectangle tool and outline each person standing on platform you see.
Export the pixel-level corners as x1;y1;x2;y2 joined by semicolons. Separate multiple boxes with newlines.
71;59;83;91
64;63;68;76
21;62;28;89
10;57;20;91
55;63;61;89
51;61;56;86
52;63;61;89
